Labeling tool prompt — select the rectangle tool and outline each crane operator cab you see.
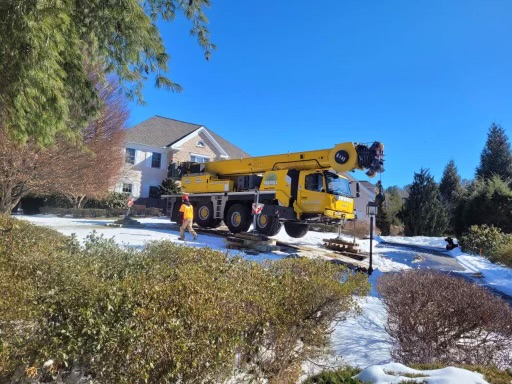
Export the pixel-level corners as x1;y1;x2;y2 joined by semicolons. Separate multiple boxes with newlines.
297;170;357;221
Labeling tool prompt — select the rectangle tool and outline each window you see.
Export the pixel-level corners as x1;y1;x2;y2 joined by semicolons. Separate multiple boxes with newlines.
151;152;162;168
305;173;324;192
122;183;132;194
196;140;205;147
125;148;135;164
149;186;160;198
325;172;352;197
190;155;210;163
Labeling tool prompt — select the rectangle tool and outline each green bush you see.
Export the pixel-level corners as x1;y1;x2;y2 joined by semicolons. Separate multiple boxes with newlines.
0;216;369;383
130;205;162;217
40;206;108;217
39;206;162;218
459;224;511;257
491;243;512;267
304;367;363;383
85;192;129;209
455;176;512;236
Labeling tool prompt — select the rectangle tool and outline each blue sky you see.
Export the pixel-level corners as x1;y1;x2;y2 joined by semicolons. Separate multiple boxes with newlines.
129;0;512;188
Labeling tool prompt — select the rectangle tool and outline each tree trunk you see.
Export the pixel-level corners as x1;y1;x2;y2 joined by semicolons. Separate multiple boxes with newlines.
77;195;87;209
0;195;21;215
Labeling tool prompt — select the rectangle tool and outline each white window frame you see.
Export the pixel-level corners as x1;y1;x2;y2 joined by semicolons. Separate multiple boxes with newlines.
125;148;136;165
190;154;210;163
122;183;133;194
196;140;205;148
151;152;162;169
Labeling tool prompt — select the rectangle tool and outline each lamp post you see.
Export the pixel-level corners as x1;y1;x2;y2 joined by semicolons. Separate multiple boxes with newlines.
366;201;378;276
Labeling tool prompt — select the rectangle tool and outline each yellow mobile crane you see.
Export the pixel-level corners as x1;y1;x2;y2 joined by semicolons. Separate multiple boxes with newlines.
163;141;384;238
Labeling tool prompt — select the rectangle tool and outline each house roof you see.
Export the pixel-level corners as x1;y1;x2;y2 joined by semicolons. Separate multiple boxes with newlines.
125;116;250;158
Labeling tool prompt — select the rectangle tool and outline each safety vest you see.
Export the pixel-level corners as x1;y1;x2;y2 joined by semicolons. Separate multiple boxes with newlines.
179;203;194;220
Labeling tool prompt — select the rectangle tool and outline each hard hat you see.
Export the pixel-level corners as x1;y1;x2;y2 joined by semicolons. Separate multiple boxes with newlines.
182;195;189;201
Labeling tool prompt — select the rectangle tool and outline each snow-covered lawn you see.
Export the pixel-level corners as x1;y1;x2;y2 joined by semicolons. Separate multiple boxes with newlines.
380;235;512;298
16;216;511;383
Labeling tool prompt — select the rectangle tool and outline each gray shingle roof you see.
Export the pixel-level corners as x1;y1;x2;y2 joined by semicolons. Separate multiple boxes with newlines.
125;116;250;158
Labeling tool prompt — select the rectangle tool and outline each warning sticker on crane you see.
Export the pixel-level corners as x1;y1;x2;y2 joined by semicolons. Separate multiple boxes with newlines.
252;203;264;214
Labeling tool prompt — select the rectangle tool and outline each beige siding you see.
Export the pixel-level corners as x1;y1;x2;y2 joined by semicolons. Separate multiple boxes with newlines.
171;132;222;163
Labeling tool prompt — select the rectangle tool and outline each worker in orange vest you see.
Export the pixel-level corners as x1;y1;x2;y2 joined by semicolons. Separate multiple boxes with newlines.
178;195;197;241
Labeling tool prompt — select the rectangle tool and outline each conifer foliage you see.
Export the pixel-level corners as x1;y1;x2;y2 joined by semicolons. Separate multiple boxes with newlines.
0;0;214;145
401;169;448;236
439;160;463;232
439;160;462;204
476;123;512;181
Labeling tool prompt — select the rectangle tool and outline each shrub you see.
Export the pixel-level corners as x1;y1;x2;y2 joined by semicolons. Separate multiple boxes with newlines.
491;243;512;268
129;205;162;217
86;192;129;209
377;270;512;368
340;220;380;239
0;217;369;383
389;224;405;236
40;206;108;217
455;176;512;236
459;224;510;257
39;206;161;218
306;221;380;239
304;366;363;383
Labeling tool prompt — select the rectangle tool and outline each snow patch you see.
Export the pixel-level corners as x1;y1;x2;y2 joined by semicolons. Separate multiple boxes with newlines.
354;362;488;384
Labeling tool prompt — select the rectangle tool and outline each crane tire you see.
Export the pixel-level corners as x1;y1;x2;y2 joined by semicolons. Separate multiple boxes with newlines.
225;204;251;233
255;214;282;236
195;201;216;228
284;222;309;238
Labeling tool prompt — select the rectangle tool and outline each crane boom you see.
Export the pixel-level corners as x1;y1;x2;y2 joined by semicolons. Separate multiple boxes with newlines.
202;141;384;178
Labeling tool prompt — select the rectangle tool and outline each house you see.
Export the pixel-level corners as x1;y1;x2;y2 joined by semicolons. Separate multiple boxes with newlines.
116;116;250;198
345;174;377;222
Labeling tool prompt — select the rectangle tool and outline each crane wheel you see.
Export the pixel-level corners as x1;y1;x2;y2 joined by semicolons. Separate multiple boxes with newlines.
255;214;282;236
225;204;251;233
284;222;309;238
195;201;217;228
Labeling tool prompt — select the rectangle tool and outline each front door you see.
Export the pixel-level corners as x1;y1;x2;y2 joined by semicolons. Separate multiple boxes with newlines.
297;171;327;214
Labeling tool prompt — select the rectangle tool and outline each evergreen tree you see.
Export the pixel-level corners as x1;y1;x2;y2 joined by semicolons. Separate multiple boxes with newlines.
376;199;391;235
0;1;215;145
476;123;512;181
440;160;462;203
455;176;512;236
400;169;448;236
385;186;406;226
158;178;181;196
439;160;463;232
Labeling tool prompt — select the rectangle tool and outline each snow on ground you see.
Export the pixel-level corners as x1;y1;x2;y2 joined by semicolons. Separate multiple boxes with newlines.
377;235;448;249
355;363;489;384
450;248;512;297
379;235;512;298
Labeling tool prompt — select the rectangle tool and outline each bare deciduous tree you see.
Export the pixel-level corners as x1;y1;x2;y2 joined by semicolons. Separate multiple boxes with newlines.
0;135;59;214
0;81;127;214
56;81;128;208
377;270;512;369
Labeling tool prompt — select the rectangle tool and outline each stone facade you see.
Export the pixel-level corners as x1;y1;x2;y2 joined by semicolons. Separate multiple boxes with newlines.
170;131;222;164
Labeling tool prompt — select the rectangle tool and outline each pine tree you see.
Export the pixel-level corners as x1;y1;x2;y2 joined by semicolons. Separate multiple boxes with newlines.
385;186;407;226
440;160;462;203
158;178;181;196
476;123;512;181
401;169;448;236
0;1;215;145
439;160;463;233
376;199;391;235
